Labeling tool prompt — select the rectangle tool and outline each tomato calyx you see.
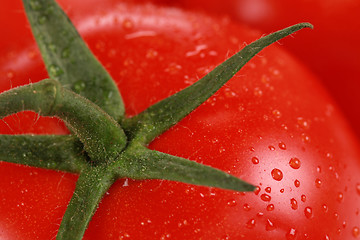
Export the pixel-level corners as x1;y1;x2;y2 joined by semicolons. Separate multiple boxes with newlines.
0;0;312;239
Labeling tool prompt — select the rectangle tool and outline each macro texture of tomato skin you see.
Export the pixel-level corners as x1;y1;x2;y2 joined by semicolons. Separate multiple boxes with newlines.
154;0;360;139
1;1;360;240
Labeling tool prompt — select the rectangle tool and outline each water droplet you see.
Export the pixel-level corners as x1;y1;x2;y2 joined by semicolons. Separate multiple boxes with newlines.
251;157;259;164
249;147;255;152
266;219;276;231
260;194;271;202
317;166;322;173
272;109;282;118
227;199;237;207
304;207;313;219
337;192;344;203
286;228;297;240
280;188;285;193
165;63;182;75
301;133;311;143
146;48;158;59
352;226;360;238
271;168;283;181
290;198;298;210
243;203;251;211
321;204;328;213
268;145;275;151
254;87;263;97
313;178;321;188
289;158;301;169
265;187;271;193
246;219;256;229
297;117;310;130
74;80;86;93
279;142;287;150
357;184;360;195
267;204;274;211
301;195;306;202
325;234;330;240
48;64;63;77
294;179;300;188
254;186;261;195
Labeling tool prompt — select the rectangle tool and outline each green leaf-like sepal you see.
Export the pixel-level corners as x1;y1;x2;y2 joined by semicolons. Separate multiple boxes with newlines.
56;165;115;239
0;79;127;164
0;134;86;172
122;23;313;145
22;0;125;120
118;143;255;192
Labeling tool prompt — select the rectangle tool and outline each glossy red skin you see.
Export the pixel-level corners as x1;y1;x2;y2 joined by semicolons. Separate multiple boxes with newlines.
151;0;360;138
1;1;360;240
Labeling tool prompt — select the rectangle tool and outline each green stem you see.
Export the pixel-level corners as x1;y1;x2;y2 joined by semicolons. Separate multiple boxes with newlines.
56;165;115;240
122;23;313;145
22;0;125;120
0;79;127;164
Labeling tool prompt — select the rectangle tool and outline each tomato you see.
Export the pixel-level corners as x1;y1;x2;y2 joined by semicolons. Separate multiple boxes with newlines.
152;0;360;138
1;1;360;239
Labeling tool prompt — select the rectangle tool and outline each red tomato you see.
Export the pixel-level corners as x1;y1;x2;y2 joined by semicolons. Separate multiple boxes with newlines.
152;0;360;138
1;1;360;239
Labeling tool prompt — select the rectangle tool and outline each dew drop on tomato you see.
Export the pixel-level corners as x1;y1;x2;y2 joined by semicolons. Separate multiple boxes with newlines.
337;192;344;203
254;186;261;195
301;133;311;143
353;226;360;238
357;183;360;195
265;187;271;193
246;219;256;229
260;193;271;202
271;168;283;181
301;195;306;202
268;145;275;151
289;158;301;169
272;109;282;118
227;199;237;207
290;198;298;210
251;157;259;164
286;228;297;240
315;178;322;188
297;117;310;130
266;204;274;211
243;203;251;211
278;142;286;150
304;207;313;219
294;179;300;188
266;219;276;231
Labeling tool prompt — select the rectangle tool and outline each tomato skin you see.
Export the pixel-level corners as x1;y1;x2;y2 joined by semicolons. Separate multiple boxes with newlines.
155;0;360;138
1;1;360;240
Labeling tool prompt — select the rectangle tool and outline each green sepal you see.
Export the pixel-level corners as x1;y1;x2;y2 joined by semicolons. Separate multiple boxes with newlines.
22;0;125;120
0;79;127;164
0;134;86;172
122;23;313;145
117;143;255;192
56;165;115;240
